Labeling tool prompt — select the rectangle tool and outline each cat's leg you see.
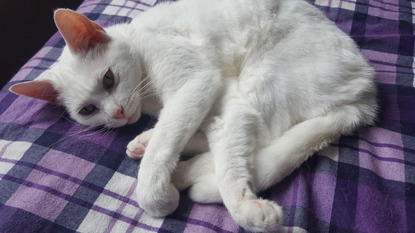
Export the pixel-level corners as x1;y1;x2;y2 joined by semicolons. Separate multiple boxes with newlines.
204;83;283;232
128;128;216;200
182;131;209;155
128;71;221;217
171;151;222;203
173;104;373;211
207;116;283;232
127;129;208;159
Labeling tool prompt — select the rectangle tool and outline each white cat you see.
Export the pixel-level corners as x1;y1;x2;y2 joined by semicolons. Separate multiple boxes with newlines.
10;0;377;232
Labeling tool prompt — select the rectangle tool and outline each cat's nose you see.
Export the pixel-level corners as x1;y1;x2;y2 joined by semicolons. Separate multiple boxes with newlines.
113;107;126;119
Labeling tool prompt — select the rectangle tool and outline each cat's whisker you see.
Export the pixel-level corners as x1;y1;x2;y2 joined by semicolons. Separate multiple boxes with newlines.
138;83;163;98
137;91;156;100
137;77;153;92
140;94;156;101
132;75;151;93
77;127;103;137
136;81;154;99
138;87;173;100
47;122;107;149
47;113;93;149
138;82;154;95
137;91;154;100
124;75;153;107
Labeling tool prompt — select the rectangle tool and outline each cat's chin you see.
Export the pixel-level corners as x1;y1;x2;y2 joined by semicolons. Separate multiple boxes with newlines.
127;111;141;124
105;119;129;128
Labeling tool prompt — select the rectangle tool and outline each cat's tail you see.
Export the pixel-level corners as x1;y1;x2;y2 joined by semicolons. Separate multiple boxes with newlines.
173;102;376;202
253;103;376;191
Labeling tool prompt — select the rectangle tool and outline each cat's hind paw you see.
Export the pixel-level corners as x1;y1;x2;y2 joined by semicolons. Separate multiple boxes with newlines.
126;129;153;159
233;199;283;233
188;175;222;203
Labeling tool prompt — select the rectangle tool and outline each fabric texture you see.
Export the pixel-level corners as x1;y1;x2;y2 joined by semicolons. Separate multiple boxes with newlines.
0;0;414;232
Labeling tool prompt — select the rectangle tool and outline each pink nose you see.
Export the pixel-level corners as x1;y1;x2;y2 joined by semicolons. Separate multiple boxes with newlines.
113;107;126;119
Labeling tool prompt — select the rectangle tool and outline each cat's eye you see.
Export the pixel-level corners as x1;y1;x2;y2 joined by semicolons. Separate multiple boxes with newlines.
79;104;97;116
103;69;115;89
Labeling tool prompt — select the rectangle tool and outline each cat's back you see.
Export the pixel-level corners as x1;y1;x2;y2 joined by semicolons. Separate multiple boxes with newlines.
128;0;347;55
127;0;371;86
129;0;292;36
127;0;310;73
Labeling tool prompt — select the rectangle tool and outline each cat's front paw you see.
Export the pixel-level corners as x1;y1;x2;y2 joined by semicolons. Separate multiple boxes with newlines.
137;183;180;217
126;129;153;159
233;199;283;233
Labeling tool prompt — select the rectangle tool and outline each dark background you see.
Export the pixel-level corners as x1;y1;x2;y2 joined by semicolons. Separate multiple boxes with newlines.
0;0;84;89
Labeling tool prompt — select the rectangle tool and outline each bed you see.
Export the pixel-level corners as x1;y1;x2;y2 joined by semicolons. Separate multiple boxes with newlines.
0;0;414;232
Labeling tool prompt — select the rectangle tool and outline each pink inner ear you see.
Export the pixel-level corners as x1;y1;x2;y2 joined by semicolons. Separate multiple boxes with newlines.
54;9;109;54
10;81;59;104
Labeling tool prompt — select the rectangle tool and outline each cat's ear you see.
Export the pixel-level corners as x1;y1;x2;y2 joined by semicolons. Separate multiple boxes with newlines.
10;80;59;104
54;9;109;54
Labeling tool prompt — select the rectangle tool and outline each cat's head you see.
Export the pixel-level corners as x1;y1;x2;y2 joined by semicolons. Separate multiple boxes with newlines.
10;9;143;128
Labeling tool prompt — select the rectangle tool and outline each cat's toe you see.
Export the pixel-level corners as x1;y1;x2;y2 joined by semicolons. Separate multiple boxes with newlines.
126;146;145;159
126;140;147;159
126;129;153;159
233;199;283;233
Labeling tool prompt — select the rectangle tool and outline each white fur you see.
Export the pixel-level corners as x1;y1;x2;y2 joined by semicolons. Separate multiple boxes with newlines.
30;0;377;232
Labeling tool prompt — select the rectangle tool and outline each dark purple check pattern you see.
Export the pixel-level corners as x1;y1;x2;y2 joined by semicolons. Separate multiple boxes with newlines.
0;0;414;232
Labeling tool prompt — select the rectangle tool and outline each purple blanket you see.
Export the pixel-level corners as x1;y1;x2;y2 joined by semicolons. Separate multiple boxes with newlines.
0;0;414;232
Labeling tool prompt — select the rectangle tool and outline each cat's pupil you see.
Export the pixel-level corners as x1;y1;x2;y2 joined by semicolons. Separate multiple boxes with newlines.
103;69;114;89
79;104;97;116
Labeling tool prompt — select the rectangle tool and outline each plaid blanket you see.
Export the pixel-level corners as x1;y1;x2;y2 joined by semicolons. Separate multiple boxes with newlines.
1;0;414;232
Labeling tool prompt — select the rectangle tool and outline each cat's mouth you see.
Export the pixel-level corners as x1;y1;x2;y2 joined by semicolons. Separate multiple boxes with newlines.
104;118;128;128
124;96;142;124
127;110;141;124
127;106;141;124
